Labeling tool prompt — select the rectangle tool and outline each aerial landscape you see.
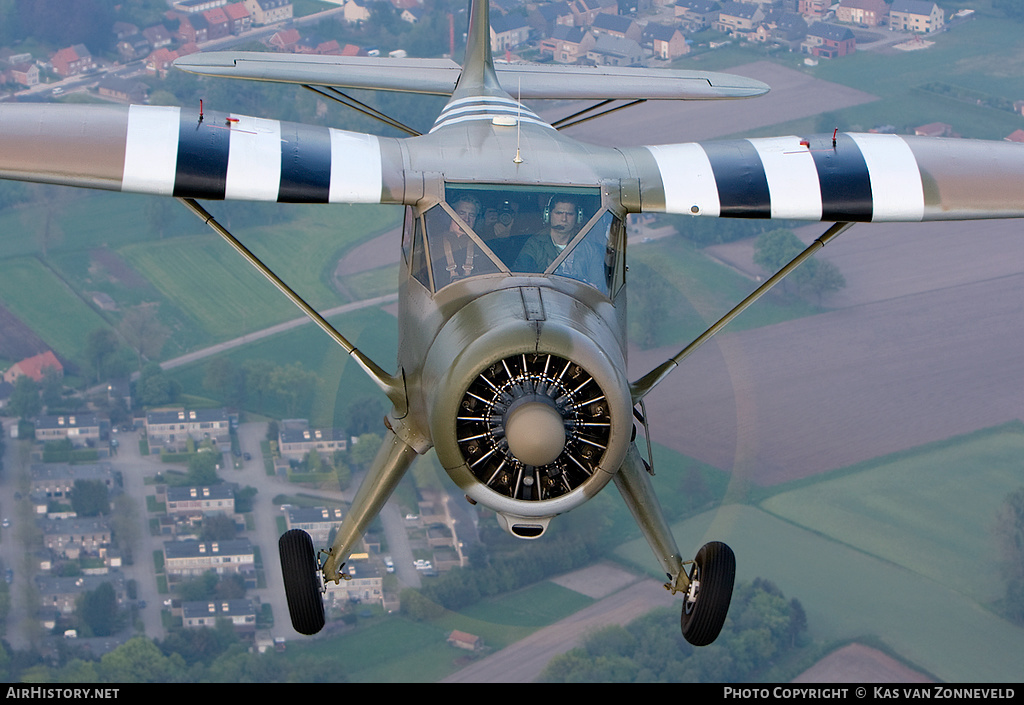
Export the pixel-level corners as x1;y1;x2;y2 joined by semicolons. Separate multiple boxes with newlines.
0;0;1023;684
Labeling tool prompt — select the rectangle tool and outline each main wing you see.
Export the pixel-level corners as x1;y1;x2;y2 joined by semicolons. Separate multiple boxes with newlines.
633;133;1024;222
0;103;395;204
173;51;771;101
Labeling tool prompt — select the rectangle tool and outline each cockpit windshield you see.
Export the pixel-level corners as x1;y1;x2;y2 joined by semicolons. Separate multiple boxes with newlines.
404;184;622;295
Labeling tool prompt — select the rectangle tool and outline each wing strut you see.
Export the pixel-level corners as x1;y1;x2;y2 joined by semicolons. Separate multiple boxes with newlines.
177;197;407;414
552;99;647;131
630;221;855;403
301;85;422;137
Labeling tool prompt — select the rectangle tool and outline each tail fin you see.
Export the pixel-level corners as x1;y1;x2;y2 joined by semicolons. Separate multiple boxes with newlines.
450;0;509;101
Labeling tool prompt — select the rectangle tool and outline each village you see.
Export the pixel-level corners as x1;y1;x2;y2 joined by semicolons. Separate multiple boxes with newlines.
0;346;477;656
0;1;960;104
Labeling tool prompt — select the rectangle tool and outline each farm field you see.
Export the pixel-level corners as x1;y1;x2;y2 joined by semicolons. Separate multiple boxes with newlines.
0;256;111;367
279;580;594;682
609;426;1024;683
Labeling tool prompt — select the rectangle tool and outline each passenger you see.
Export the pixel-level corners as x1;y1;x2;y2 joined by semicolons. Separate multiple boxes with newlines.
433;196;485;284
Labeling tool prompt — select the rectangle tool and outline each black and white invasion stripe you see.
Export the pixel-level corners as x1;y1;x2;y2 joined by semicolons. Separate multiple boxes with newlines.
430;95;552;132
121;105;383;203
646;133;925;222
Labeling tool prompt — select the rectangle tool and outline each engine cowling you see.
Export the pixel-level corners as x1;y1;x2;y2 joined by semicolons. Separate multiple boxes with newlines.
421;286;631;538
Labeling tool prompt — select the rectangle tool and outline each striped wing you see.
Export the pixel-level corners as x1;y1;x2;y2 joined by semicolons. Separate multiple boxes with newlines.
639;133;1024;222
0;104;389;204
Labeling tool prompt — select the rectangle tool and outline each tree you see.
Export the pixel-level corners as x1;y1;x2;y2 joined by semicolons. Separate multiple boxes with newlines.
138;362;181;406
798;259;846;305
76;582;119;637
84;328;121;385
187;451;221;486
7;374;41;421
118;305;170;372
71;479;110;517
98;636;187;682
203;358;244;407
996;486;1024;623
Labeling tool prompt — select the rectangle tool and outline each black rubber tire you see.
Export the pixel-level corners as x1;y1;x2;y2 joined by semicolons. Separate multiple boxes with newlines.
279;529;325;636
680;541;736;647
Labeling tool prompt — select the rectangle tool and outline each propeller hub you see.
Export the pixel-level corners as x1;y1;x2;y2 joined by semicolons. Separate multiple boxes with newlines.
504;398;566;467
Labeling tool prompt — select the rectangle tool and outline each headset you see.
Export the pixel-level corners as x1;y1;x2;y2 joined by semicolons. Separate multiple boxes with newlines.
543;195;585;225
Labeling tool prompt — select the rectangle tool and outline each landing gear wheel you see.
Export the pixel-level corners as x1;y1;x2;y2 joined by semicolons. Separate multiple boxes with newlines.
680;541;735;646
279;529;325;636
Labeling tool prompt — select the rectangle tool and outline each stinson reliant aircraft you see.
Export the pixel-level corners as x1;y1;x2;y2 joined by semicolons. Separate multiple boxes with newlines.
3;0;1024;647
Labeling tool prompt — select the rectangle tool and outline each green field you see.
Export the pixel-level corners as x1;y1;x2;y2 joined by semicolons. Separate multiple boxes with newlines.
0;256;111;365
280;580;594;682
612;425;1024;682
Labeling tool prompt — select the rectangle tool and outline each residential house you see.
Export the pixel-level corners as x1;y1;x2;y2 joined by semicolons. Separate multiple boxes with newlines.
323;557;383;605
224;2;252;33
569;0;616;27
36;572;126;615
530;1;575;35
165;484;236;518
836;0;889;27
4;350;62;384
30;462;115;501
173;0;228;12
145;408;231;451
34;414;102;447
490;13;532;53
342;0;372;24
51;45;95;77
178;13;210;43
889;0;944;33
797;0;829;19
590;13;642;42
278;422;348;461
163;539;255;582
803;22;856;58
116;34;152;62
202;6;233;40
8;61;40;87
143;24;175;49
714;1;766;34
181;599;257;633
96;75;149;103
585;33;644;66
754;10;809;48
540;24;593;62
644;23;689;59
39;516;112;560
146;47;180;77
285;506;343;545
1005;129;1024;143
675;0;721;31
244;0;293;25
269;27;301;51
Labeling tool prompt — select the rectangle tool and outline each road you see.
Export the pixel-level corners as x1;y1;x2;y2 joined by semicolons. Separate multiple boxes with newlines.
443;571;668;683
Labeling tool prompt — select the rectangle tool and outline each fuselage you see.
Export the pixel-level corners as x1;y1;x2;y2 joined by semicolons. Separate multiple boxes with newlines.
386;109;638;536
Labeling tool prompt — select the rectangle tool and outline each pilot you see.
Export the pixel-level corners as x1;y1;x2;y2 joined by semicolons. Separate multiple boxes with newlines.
434;195;485;284
514;196;603;287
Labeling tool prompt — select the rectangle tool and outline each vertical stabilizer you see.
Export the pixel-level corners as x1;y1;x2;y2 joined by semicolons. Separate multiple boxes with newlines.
451;0;509;100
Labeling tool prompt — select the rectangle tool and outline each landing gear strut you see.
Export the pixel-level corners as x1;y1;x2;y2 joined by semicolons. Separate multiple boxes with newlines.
680;541;735;646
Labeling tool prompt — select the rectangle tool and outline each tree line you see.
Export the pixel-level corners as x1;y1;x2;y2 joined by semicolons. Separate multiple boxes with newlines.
539;578;808;683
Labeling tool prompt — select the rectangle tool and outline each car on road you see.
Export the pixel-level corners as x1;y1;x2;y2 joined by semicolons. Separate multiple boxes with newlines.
2;518;9;528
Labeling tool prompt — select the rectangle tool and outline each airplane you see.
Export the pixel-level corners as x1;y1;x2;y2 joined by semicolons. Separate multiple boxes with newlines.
3;0;1024;649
